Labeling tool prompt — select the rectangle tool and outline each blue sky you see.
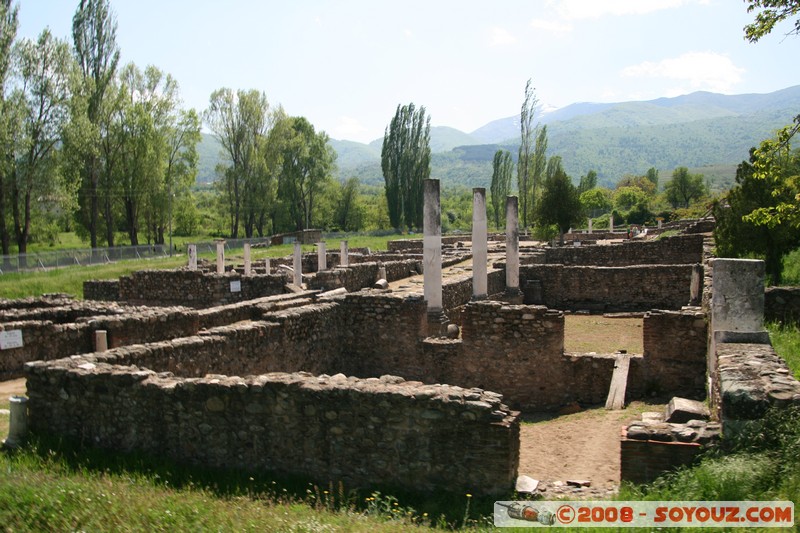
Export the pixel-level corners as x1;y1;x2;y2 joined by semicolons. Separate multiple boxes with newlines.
17;0;800;143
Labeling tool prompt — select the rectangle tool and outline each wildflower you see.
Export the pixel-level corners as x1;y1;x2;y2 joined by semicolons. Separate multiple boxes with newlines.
466;493;472;498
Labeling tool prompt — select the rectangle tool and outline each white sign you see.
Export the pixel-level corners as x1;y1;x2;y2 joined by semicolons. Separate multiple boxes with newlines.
0;329;24;350
230;280;242;293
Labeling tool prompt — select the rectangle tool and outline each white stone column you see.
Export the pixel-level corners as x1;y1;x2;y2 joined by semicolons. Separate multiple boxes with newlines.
340;240;349;267
2;396;28;449
505;195;520;298
243;243;252;275
317;241;327;271
609;214;615;232
293;242;302;287
588;218;593;234
215;240;225;274
472;187;488;300
264;257;271;275
423;179;443;312
94;330;108;352
188;244;197;270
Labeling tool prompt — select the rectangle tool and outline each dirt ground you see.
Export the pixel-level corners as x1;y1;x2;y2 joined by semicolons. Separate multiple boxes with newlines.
518;402;663;489
564;314;643;354
0;378;25;399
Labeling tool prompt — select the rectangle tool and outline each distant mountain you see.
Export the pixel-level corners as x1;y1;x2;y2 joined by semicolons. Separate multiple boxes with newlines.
197;133;222;184
200;86;800;193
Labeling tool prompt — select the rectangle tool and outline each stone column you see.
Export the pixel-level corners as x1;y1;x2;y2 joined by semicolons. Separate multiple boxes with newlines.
689;263;703;306
243;243;252;275
94;330;108;352
340;240;349;267
188;244;197;270
588;218;593;234
472;187;488;300
2;396;28;449
505;195;522;302
293;242;302;287
215;240;225;274
424;179;447;335
264;257;271;275
609;214;615;232
317;241;327;271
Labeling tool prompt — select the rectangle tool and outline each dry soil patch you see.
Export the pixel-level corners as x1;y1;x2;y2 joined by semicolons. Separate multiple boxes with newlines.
564;314;643;354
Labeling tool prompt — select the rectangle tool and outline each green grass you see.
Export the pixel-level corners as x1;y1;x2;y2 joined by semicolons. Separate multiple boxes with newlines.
768;322;800;380
0;436;494;531
782;248;800;286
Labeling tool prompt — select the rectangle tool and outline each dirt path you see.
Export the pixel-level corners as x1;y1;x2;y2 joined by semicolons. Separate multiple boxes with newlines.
0;378;25;398
518;402;664;491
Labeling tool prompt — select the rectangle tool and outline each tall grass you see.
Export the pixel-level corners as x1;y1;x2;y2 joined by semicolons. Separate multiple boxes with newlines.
782;248;800;286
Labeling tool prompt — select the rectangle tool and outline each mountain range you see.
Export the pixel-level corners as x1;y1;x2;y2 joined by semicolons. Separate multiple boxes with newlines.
197;85;800;191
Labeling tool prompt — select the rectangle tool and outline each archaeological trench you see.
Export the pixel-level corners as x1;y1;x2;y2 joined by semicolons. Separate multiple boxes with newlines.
2;181;800;496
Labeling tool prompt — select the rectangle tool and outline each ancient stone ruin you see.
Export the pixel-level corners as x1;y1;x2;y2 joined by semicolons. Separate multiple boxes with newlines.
3;180;800;495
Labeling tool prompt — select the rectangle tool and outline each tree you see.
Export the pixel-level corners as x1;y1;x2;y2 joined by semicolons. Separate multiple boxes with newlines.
577;169;597;195
616;174;657;196
530;124;548;223
380;102;430;231
664;167;706;208
205;88;272;238
580;187;612;218
9;30;73;257
517;79;538;229
713;148;800;284
536;167;584;244
490;149;513;229
0;0;18;257
277;116;336;231
645;167;659;189
71;0;120;249
744;0;800;42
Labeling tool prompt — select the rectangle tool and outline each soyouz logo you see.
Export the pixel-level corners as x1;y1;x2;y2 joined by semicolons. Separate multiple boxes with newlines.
493;501;794;528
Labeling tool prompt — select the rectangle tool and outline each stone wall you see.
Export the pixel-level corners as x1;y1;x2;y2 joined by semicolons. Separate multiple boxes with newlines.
387;236;465;252
621;431;705;484
309;260;421;292
642;309;707;399
520;264;695;311
765;286;800;325
534;234;704;267
25;355;519;495
83;279;120;301
115;270;287;307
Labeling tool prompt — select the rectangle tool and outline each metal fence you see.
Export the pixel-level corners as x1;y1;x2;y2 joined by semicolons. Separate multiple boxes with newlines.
0;237;272;275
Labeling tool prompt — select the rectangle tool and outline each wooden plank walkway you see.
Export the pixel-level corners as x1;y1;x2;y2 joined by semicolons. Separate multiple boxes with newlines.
605;353;631;410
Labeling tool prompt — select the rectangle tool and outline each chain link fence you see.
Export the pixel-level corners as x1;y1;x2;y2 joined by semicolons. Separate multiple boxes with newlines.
0;237;272;275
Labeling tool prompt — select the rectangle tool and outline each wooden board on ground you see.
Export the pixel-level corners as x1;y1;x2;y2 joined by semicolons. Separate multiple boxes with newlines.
605;353;631;410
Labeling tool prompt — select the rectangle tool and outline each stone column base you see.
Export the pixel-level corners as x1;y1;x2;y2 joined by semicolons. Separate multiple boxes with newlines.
425;309;449;338
503;287;524;305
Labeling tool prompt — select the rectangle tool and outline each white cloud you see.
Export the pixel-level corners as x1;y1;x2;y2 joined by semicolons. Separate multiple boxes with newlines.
331;116;369;140
488;26;517;46
530;18;573;34
621;51;745;92
550;0;694;20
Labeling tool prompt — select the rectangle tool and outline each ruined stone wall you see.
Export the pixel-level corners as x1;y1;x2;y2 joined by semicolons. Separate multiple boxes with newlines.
0;321;90;377
116;270;287;307
536;234;704;266
25;356;519;495
387;236;464;252
441;269;506;311
309;260;421;292
520;264;694;311
83;279;121;301
765;286;800;325
642;309;707;399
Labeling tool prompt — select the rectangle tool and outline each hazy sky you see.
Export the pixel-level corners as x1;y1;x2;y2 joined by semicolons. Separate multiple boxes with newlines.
16;0;799;143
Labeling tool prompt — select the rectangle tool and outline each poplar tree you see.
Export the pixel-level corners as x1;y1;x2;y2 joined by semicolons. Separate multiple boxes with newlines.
490;149;513;229
381;103;431;231
0;0;18;257
517;79;538;229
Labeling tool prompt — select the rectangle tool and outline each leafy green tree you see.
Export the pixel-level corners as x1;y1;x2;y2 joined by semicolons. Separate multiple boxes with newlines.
530;124;548;223
71;0;120;249
536;167;584;244
580;187;612;218
277;116;336;231
665;167;707;208
490;149;513;229
645;167;659;189
616;174;657;196
714;149;800;284
745;122;800;229
205;88;273;238
577;169;597;195
334;177;364;232
10;30;73;256
0;0;18;257
744;0;800;42
380;102;430;231
517;79;538;229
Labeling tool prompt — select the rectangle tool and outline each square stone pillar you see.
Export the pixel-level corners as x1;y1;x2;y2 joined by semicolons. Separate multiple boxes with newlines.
424;179;447;335
243;243;252;275
94;330;108;352
215;240;225;274
317;241;327;271
609;214;615;232
340;240;349;267
505;195;522;302
472;187;488;300
588;218;593;234
293;242;303;287
264;257;271;275
188;244;197;270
